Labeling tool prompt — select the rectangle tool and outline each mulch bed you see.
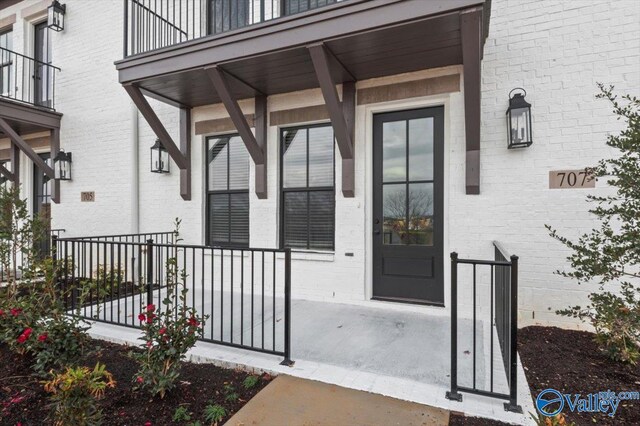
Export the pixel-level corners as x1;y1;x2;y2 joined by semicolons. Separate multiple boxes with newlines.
519;326;640;425
0;339;271;425
449;413;510;425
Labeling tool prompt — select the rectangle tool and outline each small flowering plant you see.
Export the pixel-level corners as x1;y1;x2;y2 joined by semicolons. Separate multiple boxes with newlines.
131;286;206;399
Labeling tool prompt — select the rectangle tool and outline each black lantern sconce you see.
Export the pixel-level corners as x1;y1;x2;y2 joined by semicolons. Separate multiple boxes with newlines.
53;150;72;181
506;88;532;149
47;0;66;32
150;139;170;174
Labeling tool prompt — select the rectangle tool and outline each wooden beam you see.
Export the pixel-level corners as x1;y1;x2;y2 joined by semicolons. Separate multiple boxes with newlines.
123;84;189;170
50;128;60;203
0;118;54;179
308;43;354;160
9;142;19;187
205;66;264;165
0;163;13;180
180;108;191;201
461;8;482;195
341;81;355;197
254;95;267;199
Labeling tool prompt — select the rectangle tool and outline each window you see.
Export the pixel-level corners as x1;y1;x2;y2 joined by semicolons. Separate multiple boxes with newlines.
0;29;12;96
281;124;335;250
206;135;250;247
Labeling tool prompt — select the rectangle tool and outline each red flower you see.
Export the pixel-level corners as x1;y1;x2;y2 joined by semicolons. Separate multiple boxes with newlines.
138;313;146;322
158;327;166;335
38;333;48;342
136;376;144;384
146;313;155;324
144;422;152;426
146;304;155;313
188;316;199;327
10;308;21;317
17;328;32;343
0;309;5;316
146;341;153;348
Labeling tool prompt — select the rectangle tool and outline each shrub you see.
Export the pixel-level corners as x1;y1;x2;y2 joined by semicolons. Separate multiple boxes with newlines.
132;219;207;398
202;404;226;426
43;362;116;426
547;85;640;364
223;383;238;402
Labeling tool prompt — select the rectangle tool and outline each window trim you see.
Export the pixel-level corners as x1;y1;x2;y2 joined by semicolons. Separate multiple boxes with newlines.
205;133;250;248
279;122;336;251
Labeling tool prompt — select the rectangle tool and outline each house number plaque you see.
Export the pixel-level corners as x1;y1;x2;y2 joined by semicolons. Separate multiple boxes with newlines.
81;192;95;202
549;169;595;189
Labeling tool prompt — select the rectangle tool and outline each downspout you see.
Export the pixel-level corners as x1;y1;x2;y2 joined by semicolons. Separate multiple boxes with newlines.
131;102;140;234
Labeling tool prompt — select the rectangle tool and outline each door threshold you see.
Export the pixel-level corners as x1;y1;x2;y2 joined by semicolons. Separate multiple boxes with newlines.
371;296;444;308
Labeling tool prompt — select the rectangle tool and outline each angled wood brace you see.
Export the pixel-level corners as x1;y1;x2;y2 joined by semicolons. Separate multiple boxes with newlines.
0;117;57;200
124;84;192;200
461;8;482;195
205;66;268;199
308;43;355;197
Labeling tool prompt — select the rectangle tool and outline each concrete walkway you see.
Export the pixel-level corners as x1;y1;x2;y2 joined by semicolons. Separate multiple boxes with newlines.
225;375;450;426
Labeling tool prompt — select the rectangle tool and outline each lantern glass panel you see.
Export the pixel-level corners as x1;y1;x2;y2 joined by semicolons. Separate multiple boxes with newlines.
151;144;170;173
54;153;71;180
509;107;531;146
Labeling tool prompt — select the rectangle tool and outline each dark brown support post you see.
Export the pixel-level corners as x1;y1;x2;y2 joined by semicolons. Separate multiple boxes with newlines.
341;81;355;198
308;43;355;197
123;84;189;170
179;108;191;201
254;95;268;199
0;163;12;181
51;128;60;204
460;8;482;195
0;118;54;179
205;66;264;165
9;142;19;187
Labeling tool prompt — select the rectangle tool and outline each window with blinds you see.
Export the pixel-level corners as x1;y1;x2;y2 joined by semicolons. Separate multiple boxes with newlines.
281;124;335;251
206;135;250;247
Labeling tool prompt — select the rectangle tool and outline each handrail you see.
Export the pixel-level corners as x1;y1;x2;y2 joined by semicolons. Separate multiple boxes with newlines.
0;47;61;71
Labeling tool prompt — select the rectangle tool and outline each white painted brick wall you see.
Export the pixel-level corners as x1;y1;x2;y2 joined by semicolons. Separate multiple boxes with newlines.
1;0;638;328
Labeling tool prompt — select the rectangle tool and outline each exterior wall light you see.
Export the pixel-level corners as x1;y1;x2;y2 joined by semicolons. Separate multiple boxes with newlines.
47;0;66;32
506;88;532;149
53;150;72;180
151;139;170;173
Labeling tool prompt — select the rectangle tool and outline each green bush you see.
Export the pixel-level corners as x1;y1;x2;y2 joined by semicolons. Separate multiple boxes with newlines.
44;362;116;426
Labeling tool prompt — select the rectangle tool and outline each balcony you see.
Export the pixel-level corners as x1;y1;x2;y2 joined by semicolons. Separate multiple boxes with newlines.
0;47;60;111
124;0;344;57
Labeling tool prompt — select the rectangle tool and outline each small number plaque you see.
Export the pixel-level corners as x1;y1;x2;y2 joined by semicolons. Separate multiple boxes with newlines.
81;192;95;202
549;169;595;189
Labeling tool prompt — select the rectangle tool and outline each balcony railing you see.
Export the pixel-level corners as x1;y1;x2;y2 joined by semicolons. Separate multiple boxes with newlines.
0;47;60;111
124;0;341;57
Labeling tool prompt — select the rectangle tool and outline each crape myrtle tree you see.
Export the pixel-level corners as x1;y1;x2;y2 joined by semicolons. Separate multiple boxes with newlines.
547;84;640;364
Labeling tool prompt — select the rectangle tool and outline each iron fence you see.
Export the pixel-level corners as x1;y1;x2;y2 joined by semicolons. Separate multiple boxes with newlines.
124;0;340;57
0;47;60;110
446;242;521;413
53;234;293;365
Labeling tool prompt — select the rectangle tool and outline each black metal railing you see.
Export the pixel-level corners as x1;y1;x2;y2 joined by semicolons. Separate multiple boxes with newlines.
0;47;60;110
446;242;522;413
124;0;340;57
53;234;293;365
0;228;66;283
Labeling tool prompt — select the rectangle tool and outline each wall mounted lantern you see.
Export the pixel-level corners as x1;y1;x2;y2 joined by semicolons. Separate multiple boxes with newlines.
151;139;170;173
53;150;72;180
47;0;66;32
506;88;532;149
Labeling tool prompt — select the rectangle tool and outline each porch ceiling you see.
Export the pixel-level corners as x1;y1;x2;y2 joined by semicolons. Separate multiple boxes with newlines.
120;0;486;108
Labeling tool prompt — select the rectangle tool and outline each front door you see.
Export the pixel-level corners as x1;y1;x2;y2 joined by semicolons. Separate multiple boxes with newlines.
372;107;444;305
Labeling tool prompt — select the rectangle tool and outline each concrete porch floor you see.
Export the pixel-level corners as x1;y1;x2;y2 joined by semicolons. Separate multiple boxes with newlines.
84;295;534;424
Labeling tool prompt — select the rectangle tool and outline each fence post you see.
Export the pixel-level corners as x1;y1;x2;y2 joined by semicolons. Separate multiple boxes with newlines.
146;239;153;307
446;252;462;402
280;248;294;366
504;255;522;413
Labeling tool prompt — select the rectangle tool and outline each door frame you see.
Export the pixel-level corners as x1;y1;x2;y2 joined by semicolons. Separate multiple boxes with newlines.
362;93;453;312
